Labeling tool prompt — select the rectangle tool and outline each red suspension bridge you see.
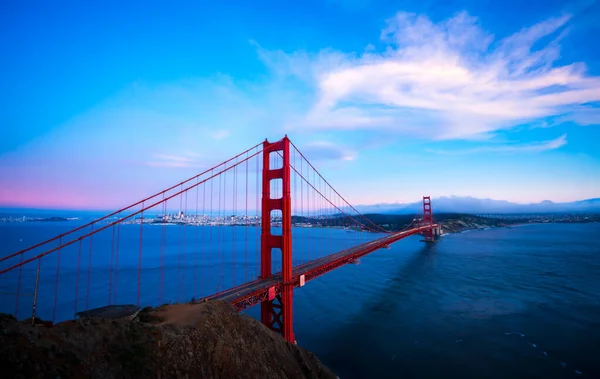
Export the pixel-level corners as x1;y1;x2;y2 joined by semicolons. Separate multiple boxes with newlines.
0;136;439;344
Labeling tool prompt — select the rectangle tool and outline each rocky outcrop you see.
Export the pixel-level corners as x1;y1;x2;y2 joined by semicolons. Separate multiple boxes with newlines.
0;301;336;379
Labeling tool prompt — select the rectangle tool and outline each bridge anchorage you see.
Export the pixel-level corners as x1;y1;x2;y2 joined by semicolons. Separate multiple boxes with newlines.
0;135;438;345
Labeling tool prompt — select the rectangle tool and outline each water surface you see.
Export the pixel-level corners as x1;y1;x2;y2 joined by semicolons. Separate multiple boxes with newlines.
1;221;599;378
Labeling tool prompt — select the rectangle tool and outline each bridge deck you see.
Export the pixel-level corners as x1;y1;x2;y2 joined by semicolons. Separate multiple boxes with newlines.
198;224;437;311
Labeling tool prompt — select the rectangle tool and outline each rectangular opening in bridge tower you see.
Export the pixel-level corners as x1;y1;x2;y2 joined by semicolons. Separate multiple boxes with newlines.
260;136;295;344
422;196;434;242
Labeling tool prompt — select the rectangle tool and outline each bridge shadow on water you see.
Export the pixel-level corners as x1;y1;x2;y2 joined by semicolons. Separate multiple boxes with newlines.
312;236;600;379
316;242;444;379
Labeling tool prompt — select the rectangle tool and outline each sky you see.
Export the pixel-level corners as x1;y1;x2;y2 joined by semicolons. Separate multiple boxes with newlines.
1;0;600;210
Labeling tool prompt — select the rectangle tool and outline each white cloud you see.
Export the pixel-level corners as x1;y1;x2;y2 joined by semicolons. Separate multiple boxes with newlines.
146;152;208;168
259;11;600;140
210;129;231;140
562;106;600;125
153;154;194;163
144;160;200;168
182;150;201;158
299;140;357;161
427;134;568;155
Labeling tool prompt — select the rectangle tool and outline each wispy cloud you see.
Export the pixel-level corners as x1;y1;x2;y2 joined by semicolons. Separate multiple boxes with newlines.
562;105;600;126
153;154;194;163
146;152;206;169
300;140;357;161
182;150;202;158
210;129;231;140
259;11;600;141
144;161;200;168
427;134;568;155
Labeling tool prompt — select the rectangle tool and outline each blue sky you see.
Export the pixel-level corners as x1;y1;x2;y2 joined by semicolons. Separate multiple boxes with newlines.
1;0;599;210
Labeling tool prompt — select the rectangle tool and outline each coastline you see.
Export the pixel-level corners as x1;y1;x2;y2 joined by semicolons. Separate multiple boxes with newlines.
439;219;599;236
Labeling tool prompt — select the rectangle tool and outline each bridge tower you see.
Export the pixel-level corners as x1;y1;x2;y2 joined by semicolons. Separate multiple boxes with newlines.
260;136;295;344
422;196;434;242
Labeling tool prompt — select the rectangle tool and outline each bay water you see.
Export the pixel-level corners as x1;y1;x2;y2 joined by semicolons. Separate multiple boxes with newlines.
1;220;599;378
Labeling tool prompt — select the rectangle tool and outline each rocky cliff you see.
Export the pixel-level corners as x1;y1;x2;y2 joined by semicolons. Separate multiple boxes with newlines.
0;301;336;379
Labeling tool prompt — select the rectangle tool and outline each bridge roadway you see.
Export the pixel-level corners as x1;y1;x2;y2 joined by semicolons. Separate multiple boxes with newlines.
196;224;438;311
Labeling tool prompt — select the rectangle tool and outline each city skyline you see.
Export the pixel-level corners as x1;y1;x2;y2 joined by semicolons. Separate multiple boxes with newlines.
2;0;600;210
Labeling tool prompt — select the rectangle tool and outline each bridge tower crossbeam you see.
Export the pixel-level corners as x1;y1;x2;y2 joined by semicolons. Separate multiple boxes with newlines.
422;196;434;242
260;136;295;343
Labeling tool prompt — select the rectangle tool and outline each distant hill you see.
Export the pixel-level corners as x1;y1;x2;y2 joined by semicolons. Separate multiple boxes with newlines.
355;196;600;214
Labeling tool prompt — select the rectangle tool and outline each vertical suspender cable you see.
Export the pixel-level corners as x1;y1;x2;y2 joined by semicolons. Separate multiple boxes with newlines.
74;239;82;317
114;214;121;305
53;237;62;322
138;201;144;306
86;224;94;310
245;152;249;283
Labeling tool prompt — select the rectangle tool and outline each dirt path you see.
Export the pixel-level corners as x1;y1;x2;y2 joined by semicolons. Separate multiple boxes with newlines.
153;302;210;327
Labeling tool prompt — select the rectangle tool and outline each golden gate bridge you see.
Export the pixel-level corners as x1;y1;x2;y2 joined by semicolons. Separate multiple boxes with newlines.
0;136;439;344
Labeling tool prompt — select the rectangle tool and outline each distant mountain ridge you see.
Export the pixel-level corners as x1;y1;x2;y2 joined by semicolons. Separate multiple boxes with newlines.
355;196;600;214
